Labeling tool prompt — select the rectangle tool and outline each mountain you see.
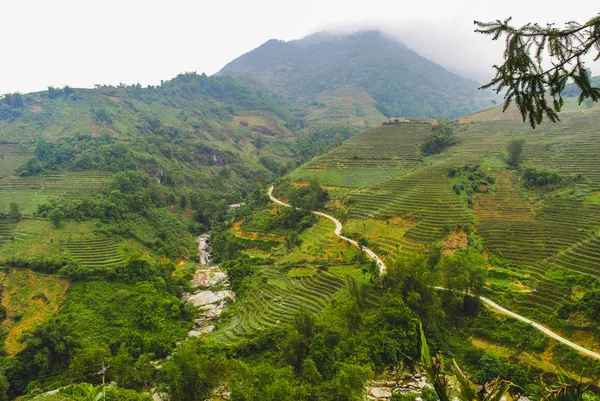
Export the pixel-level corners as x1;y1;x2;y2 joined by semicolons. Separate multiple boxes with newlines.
220;30;493;120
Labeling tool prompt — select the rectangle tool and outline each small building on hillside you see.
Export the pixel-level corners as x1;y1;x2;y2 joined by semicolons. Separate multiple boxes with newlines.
383;117;433;126
388;116;409;124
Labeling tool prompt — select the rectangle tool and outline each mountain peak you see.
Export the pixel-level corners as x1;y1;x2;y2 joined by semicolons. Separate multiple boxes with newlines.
220;30;491;118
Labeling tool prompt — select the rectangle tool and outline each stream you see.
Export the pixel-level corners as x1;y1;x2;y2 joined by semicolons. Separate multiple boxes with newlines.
182;234;234;337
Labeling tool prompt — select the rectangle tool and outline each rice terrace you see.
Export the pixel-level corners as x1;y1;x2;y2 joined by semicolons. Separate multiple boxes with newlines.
2;5;600;401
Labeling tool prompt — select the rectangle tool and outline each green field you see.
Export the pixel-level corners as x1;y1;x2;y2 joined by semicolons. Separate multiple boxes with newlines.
290;124;429;188
1;269;71;356
0;171;113;214
275;218;358;264
213;267;345;342
65;238;126;270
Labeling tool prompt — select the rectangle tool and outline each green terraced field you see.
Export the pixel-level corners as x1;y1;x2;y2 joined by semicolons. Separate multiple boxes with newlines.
347;165;474;243
65;238;126;270
290;105;600;330
290;124;429;188
0;171;112;213
276;218;358;264
0;220;15;247
213;268;345;342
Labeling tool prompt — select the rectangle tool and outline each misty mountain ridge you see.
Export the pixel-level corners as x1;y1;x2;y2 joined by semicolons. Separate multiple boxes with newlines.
220;30;493;119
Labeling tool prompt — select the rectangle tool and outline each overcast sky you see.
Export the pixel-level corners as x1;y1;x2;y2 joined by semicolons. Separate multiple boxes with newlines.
1;1;598;94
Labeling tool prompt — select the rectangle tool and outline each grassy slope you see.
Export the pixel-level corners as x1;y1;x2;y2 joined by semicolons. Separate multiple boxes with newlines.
305;87;387;128
1;269;70;356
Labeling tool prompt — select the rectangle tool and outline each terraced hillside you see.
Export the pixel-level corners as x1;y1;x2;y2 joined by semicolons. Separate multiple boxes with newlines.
65;238;126;270
0;171;112;213
291;124;428;188
276;218;358;264
0;220;15;247
0;269;71;356
289;101;600;338
0;142;30;179
213;267;345;342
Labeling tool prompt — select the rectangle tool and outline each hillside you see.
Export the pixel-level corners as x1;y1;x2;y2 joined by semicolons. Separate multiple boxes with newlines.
1;55;599;400
283;97;600;380
0;72;307;394
220;30;493;121
0;73;303;257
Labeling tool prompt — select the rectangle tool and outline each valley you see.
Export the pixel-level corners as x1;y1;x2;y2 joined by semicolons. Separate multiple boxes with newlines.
0;26;599;401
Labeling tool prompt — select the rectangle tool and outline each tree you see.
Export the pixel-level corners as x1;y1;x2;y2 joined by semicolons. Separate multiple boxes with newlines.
160;343;227;401
505;137;526;168
475;15;600;128
8;202;21;220
420;118;457;155
48;208;64;228
437;249;487;298
69;345;109;383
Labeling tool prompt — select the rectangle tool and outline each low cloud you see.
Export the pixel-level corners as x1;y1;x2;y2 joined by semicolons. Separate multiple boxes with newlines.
318;18;600;84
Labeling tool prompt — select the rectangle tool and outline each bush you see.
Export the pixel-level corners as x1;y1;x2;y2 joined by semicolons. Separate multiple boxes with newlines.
521;165;583;188
420;119;457;155
506;137;526;167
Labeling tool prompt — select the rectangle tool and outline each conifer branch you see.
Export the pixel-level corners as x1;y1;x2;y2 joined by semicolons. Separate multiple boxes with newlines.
475;14;600;128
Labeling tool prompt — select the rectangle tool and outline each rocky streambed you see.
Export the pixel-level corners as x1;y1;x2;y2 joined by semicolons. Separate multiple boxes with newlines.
366;367;433;401
182;235;234;337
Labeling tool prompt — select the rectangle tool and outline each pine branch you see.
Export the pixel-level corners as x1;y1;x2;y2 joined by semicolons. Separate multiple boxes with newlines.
475;14;600;128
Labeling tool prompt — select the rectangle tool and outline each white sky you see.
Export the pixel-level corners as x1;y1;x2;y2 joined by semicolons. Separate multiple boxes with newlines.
1;0;598;94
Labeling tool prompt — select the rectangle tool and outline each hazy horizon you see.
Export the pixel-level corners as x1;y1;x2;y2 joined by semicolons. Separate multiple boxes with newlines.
2;1;598;94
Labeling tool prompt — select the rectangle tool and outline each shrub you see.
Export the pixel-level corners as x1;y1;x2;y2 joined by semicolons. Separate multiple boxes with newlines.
505;137;526;167
420;118;457;155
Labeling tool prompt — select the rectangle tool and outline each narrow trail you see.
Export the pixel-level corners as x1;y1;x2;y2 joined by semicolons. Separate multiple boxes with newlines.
268;186;600;360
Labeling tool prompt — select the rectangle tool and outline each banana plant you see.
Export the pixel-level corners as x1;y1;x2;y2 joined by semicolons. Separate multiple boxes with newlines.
419;322;516;401
453;359;514;401
543;368;596;401
419;322;451;401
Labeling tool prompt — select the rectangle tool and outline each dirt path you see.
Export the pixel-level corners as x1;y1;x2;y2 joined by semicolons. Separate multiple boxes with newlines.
267;186;385;274
268;186;600;360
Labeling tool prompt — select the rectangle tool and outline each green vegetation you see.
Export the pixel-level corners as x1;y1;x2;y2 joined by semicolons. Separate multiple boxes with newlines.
447;163;495;206
420;119;458;155
521;165;584;189
505;137;526;167
222;31;494;119
213;267;346;342
2;36;600;401
283;94;600;395
278;178;329;210
475;16;600;127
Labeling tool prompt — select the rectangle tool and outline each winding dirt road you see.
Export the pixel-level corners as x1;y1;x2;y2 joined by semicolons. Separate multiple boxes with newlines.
268;186;386;275
268;186;600;360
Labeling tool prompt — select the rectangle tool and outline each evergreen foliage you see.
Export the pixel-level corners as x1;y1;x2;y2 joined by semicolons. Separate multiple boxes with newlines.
505;137;526;168
476;15;600;127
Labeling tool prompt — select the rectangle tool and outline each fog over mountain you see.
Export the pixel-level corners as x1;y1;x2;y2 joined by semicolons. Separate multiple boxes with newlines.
220;29;494;119
317;21;506;83
2;0;598;94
